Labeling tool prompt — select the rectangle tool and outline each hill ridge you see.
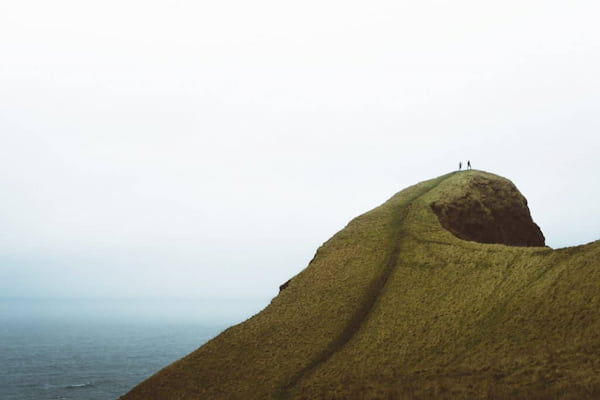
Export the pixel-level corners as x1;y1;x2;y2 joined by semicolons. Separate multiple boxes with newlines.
279;173;453;398
121;170;600;400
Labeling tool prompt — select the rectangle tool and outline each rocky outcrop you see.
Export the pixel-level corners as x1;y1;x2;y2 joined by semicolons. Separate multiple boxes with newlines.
430;174;545;246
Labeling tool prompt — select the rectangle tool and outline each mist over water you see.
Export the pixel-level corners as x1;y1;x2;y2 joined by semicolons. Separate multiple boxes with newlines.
0;297;270;400
2;0;600;398
1;297;271;324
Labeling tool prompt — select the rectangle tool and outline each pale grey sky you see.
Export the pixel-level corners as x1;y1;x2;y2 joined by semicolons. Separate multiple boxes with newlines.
1;0;599;300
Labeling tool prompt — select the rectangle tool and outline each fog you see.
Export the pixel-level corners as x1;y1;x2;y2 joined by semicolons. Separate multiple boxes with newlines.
0;297;269;324
1;0;599;303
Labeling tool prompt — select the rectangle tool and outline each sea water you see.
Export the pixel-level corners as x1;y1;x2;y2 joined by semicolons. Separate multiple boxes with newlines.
0;298;269;400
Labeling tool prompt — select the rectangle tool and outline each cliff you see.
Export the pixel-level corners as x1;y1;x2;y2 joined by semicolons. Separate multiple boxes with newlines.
121;170;600;399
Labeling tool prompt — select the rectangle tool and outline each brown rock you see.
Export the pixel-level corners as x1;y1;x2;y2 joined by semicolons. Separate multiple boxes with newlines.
430;174;545;247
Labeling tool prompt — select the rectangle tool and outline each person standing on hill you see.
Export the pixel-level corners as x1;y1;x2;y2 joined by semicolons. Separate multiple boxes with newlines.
467;160;472;170
459;161;462;171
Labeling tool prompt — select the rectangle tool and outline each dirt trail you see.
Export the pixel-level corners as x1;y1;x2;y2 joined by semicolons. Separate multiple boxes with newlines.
278;174;452;399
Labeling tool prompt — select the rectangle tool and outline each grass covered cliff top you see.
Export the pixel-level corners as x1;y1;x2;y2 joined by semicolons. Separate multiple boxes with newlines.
122;170;600;400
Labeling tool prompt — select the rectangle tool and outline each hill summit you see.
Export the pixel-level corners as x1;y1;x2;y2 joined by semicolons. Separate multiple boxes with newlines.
122;170;600;400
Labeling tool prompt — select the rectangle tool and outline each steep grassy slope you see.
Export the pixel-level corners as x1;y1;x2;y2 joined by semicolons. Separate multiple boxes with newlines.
121;170;600;400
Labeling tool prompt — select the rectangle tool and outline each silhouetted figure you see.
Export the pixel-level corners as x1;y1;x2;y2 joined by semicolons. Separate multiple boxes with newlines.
467;160;472;170
459;162;462;171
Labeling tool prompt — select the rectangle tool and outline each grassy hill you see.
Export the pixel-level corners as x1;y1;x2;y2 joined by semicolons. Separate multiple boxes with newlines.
121;170;600;399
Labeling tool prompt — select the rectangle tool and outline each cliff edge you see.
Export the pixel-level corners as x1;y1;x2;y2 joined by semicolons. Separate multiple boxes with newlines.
430;173;545;246
121;170;600;400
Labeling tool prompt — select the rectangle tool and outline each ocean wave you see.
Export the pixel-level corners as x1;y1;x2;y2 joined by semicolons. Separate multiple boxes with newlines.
64;382;93;389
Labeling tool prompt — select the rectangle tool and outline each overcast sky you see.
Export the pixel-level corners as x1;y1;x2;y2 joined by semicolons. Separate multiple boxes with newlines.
1;0;599;300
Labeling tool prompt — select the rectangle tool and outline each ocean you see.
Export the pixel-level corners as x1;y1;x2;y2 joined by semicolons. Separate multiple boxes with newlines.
0;298;270;400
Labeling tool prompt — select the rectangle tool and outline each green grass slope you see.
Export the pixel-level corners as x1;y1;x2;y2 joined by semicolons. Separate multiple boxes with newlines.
121;170;600;400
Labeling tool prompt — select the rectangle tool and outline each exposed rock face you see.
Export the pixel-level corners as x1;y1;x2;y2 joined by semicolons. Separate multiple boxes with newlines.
430;174;545;246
